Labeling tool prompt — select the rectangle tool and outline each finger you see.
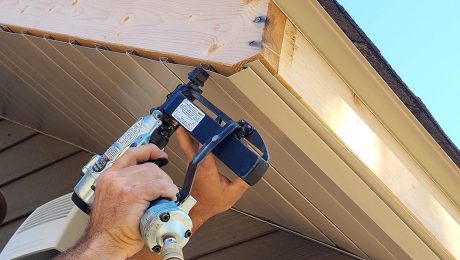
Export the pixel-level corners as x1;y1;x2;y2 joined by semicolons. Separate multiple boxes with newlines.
176;127;197;161
111;144;168;170
177;127;218;170
116;163;164;180
135;178;179;201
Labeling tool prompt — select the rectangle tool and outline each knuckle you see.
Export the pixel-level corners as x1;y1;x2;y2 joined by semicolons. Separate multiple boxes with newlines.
120;186;134;198
155;179;168;190
98;171;113;185
141;162;159;171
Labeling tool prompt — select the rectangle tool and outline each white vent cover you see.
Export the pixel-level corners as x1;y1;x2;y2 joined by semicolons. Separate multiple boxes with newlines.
0;193;89;259
18;193;74;234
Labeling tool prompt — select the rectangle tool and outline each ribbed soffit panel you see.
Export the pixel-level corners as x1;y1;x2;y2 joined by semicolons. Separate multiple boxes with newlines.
0;30;443;259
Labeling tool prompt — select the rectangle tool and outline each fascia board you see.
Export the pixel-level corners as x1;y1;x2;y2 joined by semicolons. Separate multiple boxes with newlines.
272;0;460;210
228;66;441;259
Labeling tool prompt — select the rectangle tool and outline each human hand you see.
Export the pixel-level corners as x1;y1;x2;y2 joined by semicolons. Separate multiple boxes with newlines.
57;144;178;260
126;129;250;260
176;127;250;226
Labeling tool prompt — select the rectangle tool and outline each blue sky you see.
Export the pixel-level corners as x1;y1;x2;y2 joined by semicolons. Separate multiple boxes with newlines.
337;0;460;148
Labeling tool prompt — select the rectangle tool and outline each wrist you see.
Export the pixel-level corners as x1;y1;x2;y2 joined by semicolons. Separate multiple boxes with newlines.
82;232;128;260
189;206;215;233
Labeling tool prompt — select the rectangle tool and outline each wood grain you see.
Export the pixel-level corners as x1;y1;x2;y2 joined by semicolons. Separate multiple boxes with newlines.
0;0;269;68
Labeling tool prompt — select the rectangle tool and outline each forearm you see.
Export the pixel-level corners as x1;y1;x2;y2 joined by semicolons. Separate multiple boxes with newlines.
55;232;128;260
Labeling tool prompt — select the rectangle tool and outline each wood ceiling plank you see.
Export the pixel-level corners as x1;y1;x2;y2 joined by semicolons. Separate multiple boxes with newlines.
0;120;35;151
27;36;131;133
50;41;142;122
98;50;170;105
0;135;80;187
127;55;183;90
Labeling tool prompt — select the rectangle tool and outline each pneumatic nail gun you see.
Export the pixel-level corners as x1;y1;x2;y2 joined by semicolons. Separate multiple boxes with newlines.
72;67;270;260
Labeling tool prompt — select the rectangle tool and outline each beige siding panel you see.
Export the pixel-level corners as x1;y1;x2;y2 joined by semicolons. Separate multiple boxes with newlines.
1;152;90;222
0;135;79;186
0;119;36;151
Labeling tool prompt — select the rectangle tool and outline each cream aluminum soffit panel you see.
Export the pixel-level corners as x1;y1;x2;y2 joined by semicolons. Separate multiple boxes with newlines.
163;64;403;259
0;32;116;147
120;55;319;237
91;50;336;244
227;65;439;259
273;1;460;210
133;60;336;247
39;39;135;125
0;29;361;256
42;38;307;243
0;31;438;258
0;34;103;152
161;64;339;244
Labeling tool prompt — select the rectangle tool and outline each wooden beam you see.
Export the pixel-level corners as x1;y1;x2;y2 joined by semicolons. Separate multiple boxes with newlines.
0;0;271;74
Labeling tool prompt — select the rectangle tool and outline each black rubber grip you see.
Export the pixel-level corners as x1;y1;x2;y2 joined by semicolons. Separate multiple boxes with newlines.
72;192;91;215
145;157;169;168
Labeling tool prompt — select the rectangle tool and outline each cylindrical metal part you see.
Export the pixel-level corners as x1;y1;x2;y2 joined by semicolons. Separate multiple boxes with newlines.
161;237;183;260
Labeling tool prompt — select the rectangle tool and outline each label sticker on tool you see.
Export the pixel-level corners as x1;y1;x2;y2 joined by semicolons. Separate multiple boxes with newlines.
172;99;205;131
